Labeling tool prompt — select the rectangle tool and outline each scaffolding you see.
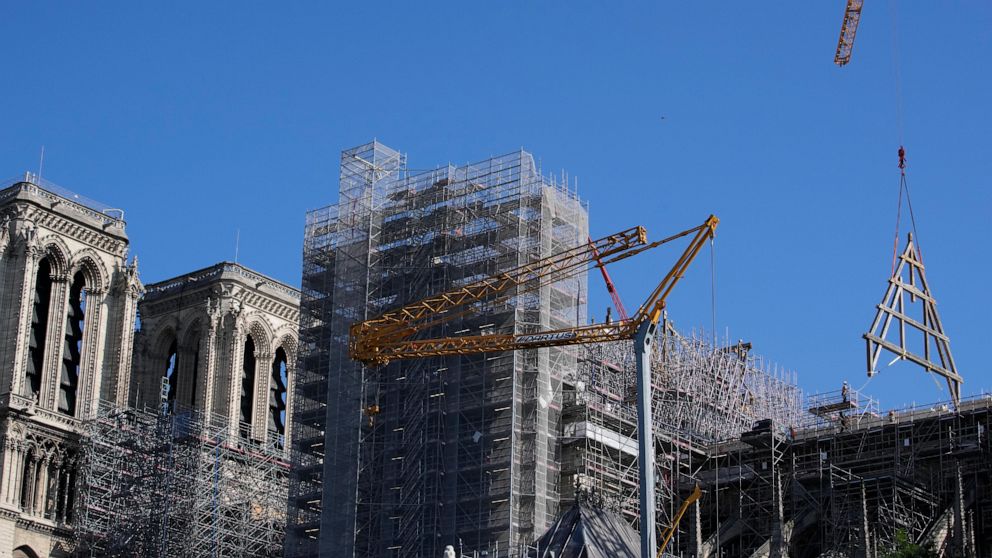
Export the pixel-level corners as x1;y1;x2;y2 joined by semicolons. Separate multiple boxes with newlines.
286;141;587;558
550;324;990;558
551;313;991;557
74;401;289;557
677;393;992;557
282;140;991;558
558;328;804;551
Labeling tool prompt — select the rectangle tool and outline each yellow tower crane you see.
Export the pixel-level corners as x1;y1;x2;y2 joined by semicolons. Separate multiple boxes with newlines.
350;215;719;558
834;0;865;66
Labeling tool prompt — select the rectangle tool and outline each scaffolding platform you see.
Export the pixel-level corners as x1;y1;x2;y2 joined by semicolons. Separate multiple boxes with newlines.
75;401;289;558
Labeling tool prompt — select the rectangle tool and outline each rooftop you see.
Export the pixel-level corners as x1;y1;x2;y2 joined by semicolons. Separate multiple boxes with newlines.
143;261;301;302
0;173;126;228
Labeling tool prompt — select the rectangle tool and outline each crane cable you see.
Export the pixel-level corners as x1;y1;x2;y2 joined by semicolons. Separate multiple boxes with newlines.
887;0;922;272
888;0;906;145
891;148;923;274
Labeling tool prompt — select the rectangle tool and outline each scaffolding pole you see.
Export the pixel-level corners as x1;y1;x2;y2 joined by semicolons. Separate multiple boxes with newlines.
75;401;289;558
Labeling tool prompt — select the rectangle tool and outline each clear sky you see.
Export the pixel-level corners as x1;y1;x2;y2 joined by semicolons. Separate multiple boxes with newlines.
2;3;989;410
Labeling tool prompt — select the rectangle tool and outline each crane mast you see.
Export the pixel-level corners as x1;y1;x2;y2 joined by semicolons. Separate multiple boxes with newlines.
349;215;719;558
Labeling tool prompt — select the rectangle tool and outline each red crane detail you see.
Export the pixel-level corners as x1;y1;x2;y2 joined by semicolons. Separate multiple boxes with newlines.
589;236;629;322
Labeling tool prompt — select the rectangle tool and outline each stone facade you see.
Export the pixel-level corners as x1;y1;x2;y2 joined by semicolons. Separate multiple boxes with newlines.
132;262;300;447
0;180;141;415
0;177;299;558
0;178;141;558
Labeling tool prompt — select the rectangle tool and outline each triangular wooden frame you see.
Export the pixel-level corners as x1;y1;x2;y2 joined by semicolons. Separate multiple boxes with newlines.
864;234;962;407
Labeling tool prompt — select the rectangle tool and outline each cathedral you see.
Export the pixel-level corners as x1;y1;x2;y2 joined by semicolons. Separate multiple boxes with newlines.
0;174;298;557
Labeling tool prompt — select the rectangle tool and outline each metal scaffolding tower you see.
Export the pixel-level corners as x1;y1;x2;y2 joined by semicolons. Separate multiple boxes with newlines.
286;141;587;558
74;401;289;557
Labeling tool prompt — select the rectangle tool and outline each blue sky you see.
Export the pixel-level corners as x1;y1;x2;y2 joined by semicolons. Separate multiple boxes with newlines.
2;3;989;409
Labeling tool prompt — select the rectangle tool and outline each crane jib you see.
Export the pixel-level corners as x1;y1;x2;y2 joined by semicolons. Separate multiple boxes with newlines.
515;332;577;344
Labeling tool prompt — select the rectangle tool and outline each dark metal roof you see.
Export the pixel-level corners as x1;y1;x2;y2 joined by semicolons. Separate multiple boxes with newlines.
528;503;641;558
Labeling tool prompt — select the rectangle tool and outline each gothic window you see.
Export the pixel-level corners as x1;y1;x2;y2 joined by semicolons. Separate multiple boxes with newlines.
26;258;53;398
240;335;256;435
19;453;33;511
59;464;76;524
20;448;43;515
164;339;179;407
53;460;74;523
189;339;200;408
269;347;289;441
59;272;87;415
15;444;74;525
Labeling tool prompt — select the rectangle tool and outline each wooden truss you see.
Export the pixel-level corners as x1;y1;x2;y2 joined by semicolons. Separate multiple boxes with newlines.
864;234;962;407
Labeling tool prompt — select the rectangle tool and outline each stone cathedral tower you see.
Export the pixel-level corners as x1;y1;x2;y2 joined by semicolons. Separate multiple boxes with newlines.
130;262;299;449
0;173;297;558
0;176;142;557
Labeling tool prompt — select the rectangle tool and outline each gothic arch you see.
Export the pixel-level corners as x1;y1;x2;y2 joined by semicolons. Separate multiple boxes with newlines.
180;317;205;347
60;261;94;417
12;545;39;558
152;325;179;360
273;330;298;367
239;323;266;434
244;317;274;357
179;308;210;338
150;325;179;407
24;433;61;458
39;235;70;277
177;315;207;409
69;249;109;293
21;438;42;461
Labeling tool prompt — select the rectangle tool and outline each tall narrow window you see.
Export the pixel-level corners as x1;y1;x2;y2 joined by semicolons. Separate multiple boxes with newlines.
59;272;87;415
164;339;178;407
269;348;289;441
19;453;32;511
240;335;256;435
26;258;53;398
188;340;200;408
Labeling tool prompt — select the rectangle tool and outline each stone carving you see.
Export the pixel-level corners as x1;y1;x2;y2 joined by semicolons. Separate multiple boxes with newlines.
0;214;9;252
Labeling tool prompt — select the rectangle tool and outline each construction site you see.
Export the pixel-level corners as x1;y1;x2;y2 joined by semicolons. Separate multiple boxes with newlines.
549;337;990;557
556;331;804;538
73;401;289;557
1;4;987;558
278;6;991;557
286;134;990;557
